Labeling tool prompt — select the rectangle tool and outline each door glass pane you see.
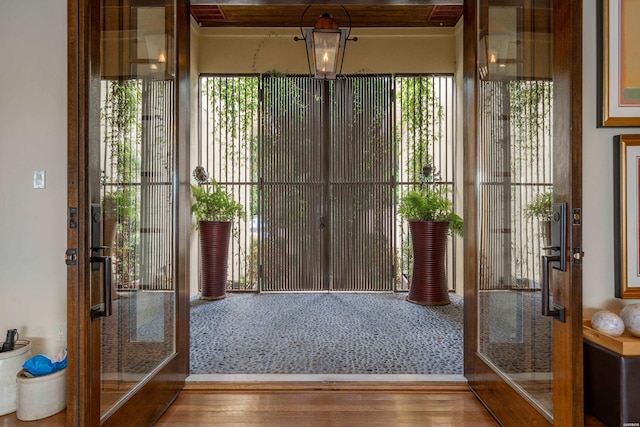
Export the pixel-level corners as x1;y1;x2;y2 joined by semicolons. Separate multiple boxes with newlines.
476;0;554;419
96;0;176;418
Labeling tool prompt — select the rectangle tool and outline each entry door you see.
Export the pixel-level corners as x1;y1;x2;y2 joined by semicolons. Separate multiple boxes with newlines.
464;1;583;426
67;0;189;425
260;76;395;292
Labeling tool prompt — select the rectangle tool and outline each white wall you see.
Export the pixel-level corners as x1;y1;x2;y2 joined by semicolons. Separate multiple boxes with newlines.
582;2;640;315
198;27;456;75
0;1;68;356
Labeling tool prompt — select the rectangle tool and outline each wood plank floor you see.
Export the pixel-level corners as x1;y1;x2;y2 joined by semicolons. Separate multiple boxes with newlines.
155;387;500;426
0;384;608;426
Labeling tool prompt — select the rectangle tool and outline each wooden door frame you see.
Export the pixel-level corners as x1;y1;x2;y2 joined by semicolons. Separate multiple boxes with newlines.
66;0;191;425
462;0;583;426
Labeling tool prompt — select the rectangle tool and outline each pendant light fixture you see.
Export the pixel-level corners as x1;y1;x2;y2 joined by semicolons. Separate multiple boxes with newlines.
295;5;357;79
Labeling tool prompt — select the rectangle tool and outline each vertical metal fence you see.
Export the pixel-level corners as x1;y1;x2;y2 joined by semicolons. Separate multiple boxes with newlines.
478;80;553;290
199;74;456;293
330;76;395;291
260;75;325;291
100;79;175;292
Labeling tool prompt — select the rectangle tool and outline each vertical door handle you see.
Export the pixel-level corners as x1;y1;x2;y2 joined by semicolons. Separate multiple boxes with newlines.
90;253;113;321
541;254;565;322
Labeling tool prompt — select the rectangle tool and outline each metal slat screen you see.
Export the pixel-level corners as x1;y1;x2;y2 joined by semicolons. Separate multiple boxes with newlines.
261;75;325;291
330;77;395;291
101;79;175;292
478;80;553;290
199;74;455;293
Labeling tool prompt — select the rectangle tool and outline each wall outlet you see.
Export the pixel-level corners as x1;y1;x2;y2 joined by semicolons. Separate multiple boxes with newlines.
55;323;66;342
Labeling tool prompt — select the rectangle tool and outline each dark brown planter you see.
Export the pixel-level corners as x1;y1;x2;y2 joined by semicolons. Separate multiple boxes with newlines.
199;220;232;300
407;220;451;306
540;219;552;254
103;215;119;300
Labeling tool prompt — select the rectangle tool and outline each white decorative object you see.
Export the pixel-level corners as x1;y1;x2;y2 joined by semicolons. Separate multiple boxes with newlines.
16;367;66;421
620;304;640;337
591;310;625;336
0;340;32;416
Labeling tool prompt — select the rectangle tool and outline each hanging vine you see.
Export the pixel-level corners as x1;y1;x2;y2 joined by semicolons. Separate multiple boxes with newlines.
398;76;444;182
102;79;142;286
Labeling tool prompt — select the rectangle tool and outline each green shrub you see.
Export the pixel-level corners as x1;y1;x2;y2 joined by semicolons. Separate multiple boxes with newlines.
398;186;463;236
191;179;245;224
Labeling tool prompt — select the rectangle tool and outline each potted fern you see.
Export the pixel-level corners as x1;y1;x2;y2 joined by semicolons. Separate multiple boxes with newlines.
398;182;462;306
192;177;244;300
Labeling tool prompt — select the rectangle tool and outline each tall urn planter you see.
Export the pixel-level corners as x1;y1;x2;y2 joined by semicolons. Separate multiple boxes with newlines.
191;172;244;302
398;171;463;307
199;220;232;300
407;220;451;306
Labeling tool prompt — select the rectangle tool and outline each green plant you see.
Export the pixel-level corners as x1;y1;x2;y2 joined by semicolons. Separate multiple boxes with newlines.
524;191;553;221
103;189;137;223
398;185;463;236
191;179;245;224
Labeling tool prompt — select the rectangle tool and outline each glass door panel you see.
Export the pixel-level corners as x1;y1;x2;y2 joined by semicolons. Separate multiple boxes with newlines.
93;0;177;419
476;0;554;420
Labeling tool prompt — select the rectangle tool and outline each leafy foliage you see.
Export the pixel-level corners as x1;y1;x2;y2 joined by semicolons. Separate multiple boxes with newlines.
101;80;142;286
103;189;136;223
398;185;463;236
524;191;553;220
191;179;245;223
398;77;444;182
205;76;260;214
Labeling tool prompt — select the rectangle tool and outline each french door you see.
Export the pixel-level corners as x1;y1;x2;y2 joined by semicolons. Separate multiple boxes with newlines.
464;0;583;426
67;0;190;425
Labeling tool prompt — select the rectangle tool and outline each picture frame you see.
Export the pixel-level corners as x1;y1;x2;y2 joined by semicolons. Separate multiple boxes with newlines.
614;135;640;298
599;0;640;127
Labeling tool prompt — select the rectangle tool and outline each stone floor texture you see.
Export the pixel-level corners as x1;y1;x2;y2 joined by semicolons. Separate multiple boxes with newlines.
190;292;463;375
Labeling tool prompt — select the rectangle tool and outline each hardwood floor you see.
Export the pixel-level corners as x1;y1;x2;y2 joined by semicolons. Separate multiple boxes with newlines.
156;384;500;427
0;383;608;426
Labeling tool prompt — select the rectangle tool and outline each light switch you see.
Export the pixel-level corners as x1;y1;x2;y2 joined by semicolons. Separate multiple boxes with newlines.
33;170;46;189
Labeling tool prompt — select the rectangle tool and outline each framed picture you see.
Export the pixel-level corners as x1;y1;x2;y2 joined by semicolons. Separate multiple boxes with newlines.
599;0;640;127
614;135;640;298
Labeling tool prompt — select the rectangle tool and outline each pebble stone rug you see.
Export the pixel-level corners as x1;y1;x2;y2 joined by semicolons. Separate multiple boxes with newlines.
190;292;463;375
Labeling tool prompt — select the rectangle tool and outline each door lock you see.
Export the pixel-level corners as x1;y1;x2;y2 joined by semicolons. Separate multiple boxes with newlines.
65;249;78;266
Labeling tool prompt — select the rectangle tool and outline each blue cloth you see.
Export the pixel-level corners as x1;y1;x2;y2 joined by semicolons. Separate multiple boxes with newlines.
22;354;67;377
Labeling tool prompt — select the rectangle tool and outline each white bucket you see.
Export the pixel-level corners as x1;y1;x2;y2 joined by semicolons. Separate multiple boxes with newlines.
0;340;32;416
16;367;67;421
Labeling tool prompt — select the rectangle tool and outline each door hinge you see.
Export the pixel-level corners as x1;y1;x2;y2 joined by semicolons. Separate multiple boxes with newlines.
572;248;584;264
572;208;581;225
68;207;78;229
65;249;78;266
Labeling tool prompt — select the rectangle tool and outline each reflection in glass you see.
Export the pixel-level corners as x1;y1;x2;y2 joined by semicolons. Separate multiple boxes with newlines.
96;0;176;418
476;0;554;419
